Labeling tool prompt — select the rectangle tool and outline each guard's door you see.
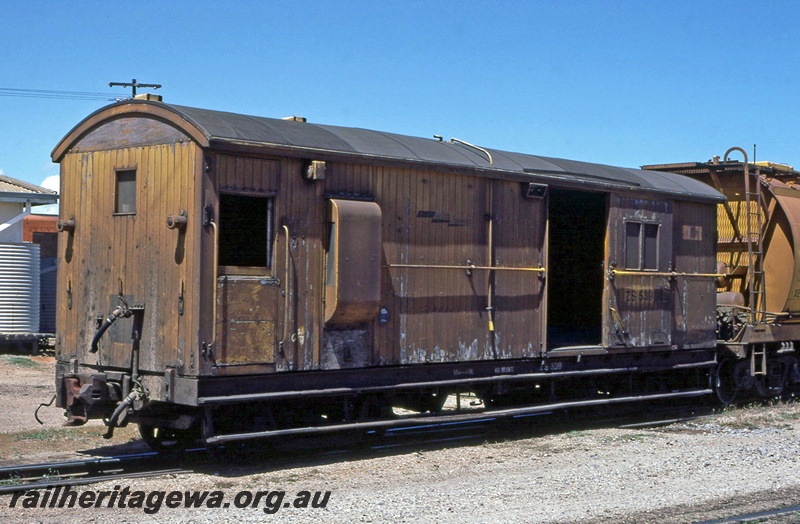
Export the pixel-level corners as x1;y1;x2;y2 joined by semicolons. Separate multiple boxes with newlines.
215;192;279;366
545;189;607;348
605;196;673;349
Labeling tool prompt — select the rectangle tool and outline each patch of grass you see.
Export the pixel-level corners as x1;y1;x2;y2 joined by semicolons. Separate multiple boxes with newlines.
3;426;103;444
0;473;21;487
14;427;67;442
262;472;303;484
41;468;62;482
719;419;762;431
715;401;800;431
2;356;41;369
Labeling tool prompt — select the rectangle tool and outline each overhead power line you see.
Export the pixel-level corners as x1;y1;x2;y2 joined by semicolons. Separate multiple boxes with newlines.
0;87;118;101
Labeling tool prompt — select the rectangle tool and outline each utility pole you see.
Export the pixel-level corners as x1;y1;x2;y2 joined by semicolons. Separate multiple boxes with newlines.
109;79;162;97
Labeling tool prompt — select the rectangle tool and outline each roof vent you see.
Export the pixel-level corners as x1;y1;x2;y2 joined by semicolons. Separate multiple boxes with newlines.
133;93;163;102
283;116;307;123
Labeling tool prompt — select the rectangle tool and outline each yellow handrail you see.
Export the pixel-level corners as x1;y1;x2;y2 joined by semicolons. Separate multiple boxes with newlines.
386;263;545;273
610;269;725;279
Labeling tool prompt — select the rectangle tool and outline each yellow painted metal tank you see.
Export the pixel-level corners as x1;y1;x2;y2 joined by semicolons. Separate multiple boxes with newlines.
762;185;800;314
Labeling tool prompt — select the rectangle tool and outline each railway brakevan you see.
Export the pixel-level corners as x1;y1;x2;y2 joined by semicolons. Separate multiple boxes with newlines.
49;97;796;450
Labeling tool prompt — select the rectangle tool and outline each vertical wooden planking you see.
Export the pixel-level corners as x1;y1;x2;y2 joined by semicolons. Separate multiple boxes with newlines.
187;146;204;375
81;151;96;356
57;154;81;359
491;180;544;358
671;200;717;348
374;164;389;365
163;142;174;368
142;144;156;371
181;143;194;373
164;143;179;368
398;166;411;363
417;169;430;363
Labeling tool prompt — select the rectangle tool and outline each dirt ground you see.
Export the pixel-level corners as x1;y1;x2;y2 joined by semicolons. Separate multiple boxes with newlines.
0;354;143;466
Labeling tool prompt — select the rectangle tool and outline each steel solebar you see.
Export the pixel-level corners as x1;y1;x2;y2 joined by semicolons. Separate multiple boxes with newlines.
197;360;718;405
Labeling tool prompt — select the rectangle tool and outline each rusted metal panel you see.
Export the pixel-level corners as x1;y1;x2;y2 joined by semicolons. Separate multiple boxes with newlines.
324;199;382;325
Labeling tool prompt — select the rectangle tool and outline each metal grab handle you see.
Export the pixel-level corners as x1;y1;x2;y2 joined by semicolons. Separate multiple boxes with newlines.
210;221;219;348
280;225;290;349
609;269;724;279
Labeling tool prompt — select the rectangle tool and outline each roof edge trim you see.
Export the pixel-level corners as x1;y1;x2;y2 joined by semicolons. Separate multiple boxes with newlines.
0;192;60;203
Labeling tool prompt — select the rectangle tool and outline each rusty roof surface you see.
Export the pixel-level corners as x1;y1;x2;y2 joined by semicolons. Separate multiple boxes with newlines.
55;101;725;202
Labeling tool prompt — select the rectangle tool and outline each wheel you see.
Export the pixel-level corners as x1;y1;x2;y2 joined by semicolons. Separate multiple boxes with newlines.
138;424;198;452
755;361;788;399
714;358;738;405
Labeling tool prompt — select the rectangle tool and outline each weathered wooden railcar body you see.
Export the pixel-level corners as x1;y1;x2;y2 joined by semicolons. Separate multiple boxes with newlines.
52;101;723;442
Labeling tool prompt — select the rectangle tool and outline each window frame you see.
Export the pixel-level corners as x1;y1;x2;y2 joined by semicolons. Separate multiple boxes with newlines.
113;168;137;216
623;219;660;271
217;191;275;276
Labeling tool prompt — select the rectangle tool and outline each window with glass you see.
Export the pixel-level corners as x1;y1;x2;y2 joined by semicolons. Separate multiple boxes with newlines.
114;169;137;215
624;221;659;270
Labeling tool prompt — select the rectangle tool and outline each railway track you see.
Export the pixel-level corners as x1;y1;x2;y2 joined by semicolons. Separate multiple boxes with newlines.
0;400;711;495
0;451;206;496
699;504;800;524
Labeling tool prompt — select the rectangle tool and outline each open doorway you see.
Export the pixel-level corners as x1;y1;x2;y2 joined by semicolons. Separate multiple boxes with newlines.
546;189;606;348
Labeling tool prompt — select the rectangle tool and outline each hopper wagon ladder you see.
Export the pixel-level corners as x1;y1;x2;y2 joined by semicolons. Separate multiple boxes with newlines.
726;147;768;376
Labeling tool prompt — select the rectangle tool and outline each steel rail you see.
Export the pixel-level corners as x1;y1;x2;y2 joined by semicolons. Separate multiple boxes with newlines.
1;395;762;495
697;503;800;524
0;452;197;495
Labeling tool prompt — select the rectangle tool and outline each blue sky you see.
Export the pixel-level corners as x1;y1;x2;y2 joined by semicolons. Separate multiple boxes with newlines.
2;0;799;191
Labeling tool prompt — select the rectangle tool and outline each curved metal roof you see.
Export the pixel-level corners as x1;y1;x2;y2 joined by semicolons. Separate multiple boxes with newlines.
53;101;724;202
